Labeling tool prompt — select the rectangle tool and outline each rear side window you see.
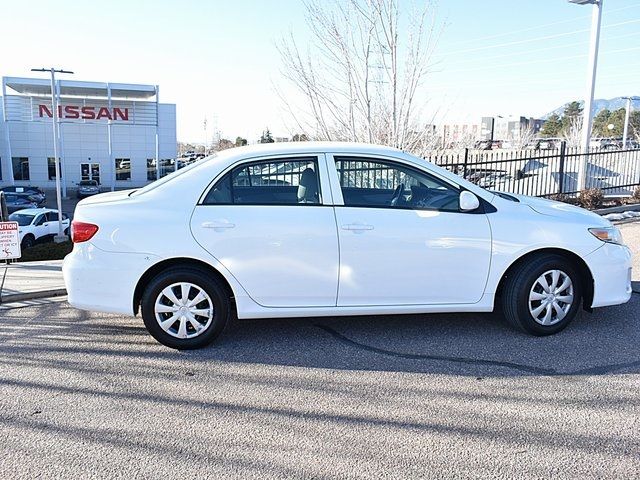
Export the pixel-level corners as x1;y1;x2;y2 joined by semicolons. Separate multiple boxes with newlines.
203;157;321;205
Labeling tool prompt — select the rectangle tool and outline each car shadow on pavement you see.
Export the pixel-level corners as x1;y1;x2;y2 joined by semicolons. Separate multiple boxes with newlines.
0;295;639;378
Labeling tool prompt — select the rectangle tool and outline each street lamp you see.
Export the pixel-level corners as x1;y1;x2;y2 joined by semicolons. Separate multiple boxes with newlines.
569;0;603;191
30;67;74;243
621;96;639;149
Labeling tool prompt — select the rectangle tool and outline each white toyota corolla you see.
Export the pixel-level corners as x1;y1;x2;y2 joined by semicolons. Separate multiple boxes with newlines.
63;142;632;349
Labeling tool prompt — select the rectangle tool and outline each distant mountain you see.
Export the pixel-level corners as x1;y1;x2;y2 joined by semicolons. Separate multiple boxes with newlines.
544;96;640;119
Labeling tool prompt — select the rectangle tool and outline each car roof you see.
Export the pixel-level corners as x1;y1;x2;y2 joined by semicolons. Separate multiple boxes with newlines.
208;141;403;160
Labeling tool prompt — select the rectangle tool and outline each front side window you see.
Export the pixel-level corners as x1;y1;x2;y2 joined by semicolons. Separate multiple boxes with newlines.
203;157;321;205
12;157;29;181
335;157;460;211
115;158;131;181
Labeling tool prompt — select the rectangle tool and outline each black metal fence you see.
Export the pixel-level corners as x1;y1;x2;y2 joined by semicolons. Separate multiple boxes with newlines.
430;143;640;197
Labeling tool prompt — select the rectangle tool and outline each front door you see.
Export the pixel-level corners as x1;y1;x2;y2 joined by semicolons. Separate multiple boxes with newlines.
190;155;339;307
80;163;101;184
330;155;492;306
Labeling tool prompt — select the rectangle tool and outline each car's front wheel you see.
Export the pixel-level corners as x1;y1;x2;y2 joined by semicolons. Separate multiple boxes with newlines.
140;267;230;349
501;254;582;336
21;234;35;250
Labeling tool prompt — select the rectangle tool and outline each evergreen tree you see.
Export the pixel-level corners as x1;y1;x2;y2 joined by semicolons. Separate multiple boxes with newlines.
592;109;611;138
561;101;583;131
235;136;248;146
260;128;275;143
541;114;562;137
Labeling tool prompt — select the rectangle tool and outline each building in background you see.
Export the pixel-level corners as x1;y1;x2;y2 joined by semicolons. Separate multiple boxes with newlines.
492;116;545;142
0;76;176;191
439;115;546;147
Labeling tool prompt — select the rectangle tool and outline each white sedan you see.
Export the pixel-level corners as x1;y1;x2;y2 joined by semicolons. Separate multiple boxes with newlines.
63;143;632;349
10;208;70;249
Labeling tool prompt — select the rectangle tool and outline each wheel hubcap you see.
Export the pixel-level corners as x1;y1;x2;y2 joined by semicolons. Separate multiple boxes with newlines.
528;270;574;326
154;282;214;339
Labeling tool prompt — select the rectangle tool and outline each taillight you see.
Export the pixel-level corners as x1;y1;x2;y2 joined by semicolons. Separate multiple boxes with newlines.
71;221;99;243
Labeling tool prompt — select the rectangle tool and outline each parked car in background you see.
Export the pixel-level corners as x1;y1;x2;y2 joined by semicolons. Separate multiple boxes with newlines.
64;142;632;349
76;180;100;199
4;193;38;214
10;208;70;249
1;185;46;206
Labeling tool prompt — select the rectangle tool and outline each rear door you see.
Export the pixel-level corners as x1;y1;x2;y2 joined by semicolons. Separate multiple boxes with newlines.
190;154;339;307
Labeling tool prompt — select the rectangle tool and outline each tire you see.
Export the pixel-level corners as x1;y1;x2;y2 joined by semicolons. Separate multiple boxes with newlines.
501;253;582;336
21;234;35;250
141;267;230;349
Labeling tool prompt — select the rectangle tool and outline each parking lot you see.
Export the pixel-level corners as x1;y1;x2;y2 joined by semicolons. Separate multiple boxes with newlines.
0;223;638;479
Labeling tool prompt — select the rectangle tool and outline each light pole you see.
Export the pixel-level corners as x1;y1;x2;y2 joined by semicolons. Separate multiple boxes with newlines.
203;117;208;155
31;67;73;242
622;96;639;149
569;0;603;191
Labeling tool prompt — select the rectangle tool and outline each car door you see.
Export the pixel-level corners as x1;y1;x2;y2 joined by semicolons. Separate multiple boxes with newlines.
190;154;339;308
32;214;49;240
329;154;492;306
45;212;59;236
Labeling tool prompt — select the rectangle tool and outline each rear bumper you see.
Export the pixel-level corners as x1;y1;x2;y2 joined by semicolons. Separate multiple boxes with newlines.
584;242;632;308
63;243;159;315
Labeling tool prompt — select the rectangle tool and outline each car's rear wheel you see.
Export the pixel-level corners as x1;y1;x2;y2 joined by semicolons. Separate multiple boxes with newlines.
501;254;582;335
141;267;230;349
21;234;35;250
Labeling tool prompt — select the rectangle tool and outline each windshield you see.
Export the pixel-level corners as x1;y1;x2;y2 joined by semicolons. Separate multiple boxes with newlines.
79;181;97;186
9;213;35;226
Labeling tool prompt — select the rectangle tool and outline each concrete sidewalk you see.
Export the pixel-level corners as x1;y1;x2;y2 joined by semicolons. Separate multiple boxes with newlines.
0;260;66;303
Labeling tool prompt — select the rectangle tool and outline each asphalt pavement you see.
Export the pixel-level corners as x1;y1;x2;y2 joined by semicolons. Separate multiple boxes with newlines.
0;300;639;478
0;222;638;479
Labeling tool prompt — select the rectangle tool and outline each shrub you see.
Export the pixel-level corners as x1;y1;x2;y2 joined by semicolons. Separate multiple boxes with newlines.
548;193;570;203
17;241;73;262
577;188;604;210
632;187;640;202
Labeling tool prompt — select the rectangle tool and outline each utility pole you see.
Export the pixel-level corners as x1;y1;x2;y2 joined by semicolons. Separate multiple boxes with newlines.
31;67;73;242
569;0;603;191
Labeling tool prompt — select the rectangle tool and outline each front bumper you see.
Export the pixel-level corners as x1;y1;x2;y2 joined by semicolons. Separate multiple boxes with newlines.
584;242;632;308
63;242;159;316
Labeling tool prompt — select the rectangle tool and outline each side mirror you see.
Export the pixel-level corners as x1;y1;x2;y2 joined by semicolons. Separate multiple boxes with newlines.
460;191;480;212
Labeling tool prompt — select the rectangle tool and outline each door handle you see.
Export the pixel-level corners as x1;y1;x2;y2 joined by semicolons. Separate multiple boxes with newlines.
201;221;235;229
341;223;374;231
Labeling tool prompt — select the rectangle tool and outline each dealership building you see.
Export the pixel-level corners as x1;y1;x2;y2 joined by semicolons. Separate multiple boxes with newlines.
0;76;177;192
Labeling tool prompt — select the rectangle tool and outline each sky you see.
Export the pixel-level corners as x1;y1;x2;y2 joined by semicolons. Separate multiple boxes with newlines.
1;0;639;143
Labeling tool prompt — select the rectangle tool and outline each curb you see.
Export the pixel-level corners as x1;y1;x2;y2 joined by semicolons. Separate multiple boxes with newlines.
0;288;67;304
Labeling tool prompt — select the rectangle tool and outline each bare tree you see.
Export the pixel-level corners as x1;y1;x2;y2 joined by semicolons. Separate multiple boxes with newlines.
508;125;536;150
277;0;442;155
562;116;582;148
